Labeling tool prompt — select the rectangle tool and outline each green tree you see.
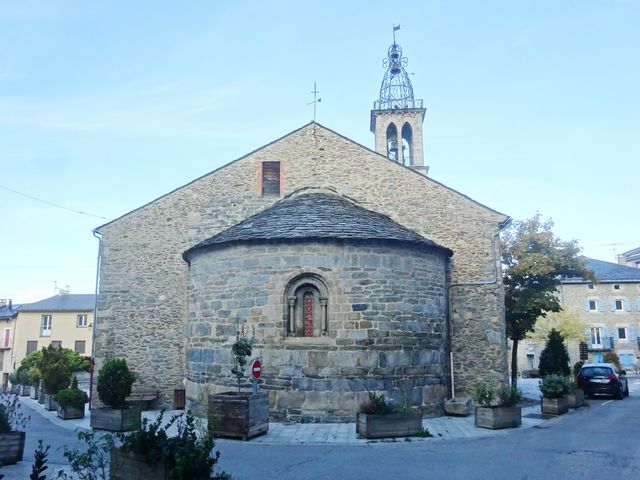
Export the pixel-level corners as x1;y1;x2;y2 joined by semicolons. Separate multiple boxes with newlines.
502;214;591;385
38;344;72;394
538;329;571;377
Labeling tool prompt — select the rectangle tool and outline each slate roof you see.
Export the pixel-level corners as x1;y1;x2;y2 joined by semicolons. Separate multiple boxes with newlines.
563;257;640;283
19;294;96;312
0;303;21;320
184;192;453;261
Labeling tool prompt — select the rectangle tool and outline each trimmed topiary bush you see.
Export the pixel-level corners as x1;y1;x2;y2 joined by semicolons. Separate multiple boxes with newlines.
538;329;571;377
55;377;89;409
97;359;135;409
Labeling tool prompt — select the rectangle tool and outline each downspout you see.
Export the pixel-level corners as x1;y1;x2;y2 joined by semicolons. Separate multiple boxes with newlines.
447;217;512;399
89;229;103;409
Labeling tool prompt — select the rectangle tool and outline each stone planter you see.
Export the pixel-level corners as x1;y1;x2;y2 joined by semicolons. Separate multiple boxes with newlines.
566;390;585;409
474;406;522;429
90;407;141;432
57;404;85;420
29;385;39;400
0;431;26;465
356;412;423;439
20;385;31;396
38;388;46;404
541;396;569;416
209;392;269;440
44;394;59;411
110;448;169;480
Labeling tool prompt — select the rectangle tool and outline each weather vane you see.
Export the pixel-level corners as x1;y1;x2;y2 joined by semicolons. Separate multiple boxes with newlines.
393;24;400;44
307;82;321;121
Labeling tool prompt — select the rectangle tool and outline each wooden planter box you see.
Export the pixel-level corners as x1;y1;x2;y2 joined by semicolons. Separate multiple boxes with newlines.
110;448;168;480
474;406;522;429
0;431;26;465
209;392;269;440
541;397;569;415
566;390;585;409
29;385;39;400
90;407;141;432
20;385;31;396
57;404;85;420
44;394;59;411
356;412;423;439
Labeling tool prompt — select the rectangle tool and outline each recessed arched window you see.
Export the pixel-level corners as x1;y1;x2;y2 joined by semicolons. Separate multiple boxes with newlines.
285;274;329;337
401;123;413;166
386;123;399;161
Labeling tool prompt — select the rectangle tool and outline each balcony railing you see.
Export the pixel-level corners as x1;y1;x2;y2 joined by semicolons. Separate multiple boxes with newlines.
587;337;614;351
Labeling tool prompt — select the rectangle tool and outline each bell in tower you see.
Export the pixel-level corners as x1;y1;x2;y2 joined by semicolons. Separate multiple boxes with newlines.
370;27;428;175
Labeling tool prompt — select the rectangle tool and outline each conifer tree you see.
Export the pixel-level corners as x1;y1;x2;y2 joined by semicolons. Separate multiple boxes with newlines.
538;329;571;377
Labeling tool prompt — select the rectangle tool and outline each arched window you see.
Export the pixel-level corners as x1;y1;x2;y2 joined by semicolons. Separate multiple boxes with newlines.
386;123;399;161
401;123;413;166
285;274;329;337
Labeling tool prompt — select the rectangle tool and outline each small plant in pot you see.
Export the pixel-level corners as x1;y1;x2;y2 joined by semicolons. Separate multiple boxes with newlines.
55;376;89;420
208;326;269;440
539;374;572;415
472;383;523;430
356;389;425;439
0;392;30;465
38;344;72;411
90;358;140;432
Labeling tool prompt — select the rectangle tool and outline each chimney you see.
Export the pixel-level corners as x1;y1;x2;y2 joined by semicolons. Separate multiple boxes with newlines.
8;299;12;309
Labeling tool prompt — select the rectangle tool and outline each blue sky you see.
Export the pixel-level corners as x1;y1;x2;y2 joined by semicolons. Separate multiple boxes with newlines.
1;1;639;303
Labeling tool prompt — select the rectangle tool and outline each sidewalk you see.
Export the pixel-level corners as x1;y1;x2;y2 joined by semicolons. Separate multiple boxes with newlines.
16;379;559;445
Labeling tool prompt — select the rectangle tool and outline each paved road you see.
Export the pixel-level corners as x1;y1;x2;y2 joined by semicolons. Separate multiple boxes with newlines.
216;378;640;479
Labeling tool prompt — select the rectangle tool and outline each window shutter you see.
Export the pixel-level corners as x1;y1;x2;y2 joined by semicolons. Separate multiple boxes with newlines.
598;300;605;312
2;328;10;348
610;299;616;311
584;326;591;338
630;327;635;339
625;299;632;312
261;162;280;196
604;336;612;349
636;298;640;311
613;328;619;340
584;300;590;311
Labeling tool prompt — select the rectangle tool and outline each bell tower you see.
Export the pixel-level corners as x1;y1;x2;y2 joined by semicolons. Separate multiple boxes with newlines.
370;28;427;175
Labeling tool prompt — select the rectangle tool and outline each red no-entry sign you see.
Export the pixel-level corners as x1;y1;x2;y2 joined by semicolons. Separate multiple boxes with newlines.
251;359;262;379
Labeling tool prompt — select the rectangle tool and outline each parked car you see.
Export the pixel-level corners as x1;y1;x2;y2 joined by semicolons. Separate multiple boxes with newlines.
576;363;629;399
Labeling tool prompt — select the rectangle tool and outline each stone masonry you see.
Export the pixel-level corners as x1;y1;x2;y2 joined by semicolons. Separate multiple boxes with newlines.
94;123;509;414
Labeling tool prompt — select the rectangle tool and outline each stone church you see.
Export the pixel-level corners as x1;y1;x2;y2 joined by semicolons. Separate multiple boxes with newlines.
93;37;509;421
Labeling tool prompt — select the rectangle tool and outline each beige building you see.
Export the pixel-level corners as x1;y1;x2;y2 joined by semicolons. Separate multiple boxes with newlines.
0;299;20;389
93;36;511;421
518;258;640;375
11;293;95;371
618;247;640;269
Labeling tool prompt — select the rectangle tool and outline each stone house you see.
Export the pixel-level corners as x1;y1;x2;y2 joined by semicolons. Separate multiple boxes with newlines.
518;258;640;375
618;247;640;269
93;38;510;421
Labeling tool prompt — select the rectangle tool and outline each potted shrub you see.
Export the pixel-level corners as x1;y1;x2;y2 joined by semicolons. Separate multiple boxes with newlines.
8;372;20;394
473;383;523;429
355;389;424;439
28;367;41;400
38;344;72;411
110;411;230;480
0;392;29;465
55;376;89;420
90;358;140;431
539;374;571;415
16;367;31;396
565;379;585;409
209;327;269;440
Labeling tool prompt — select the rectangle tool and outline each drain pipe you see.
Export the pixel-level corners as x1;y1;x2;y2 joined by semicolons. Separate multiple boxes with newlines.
447;218;512;398
89;229;103;409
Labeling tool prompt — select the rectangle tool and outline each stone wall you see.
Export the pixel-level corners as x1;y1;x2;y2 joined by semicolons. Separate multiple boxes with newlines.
95;123;508;408
186;239;448;421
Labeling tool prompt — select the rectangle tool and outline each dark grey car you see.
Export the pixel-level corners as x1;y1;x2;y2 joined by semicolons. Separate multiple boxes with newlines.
577;363;629;399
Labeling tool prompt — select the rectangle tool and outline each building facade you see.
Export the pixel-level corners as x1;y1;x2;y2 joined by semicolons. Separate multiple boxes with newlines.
518;258;640;375
0;299;20;389
618;247;640;269
93;37;510;420
12;294;95;370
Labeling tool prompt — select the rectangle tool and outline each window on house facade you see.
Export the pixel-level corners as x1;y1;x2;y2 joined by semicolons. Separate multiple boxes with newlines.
51;341;62;349
587;282;594;290
76;314;88;327
590;327;603;347
617;328;627;340
26;340;38;354
2;328;10;349
613;284;621;290
41;315;52;336
588;300;598;311
614;300;624;311
74;340;86;354
285;274;329;337
261;161;281;196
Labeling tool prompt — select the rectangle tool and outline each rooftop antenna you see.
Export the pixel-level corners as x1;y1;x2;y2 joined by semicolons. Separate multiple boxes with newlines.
307;82;321;122
49;280;58;295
